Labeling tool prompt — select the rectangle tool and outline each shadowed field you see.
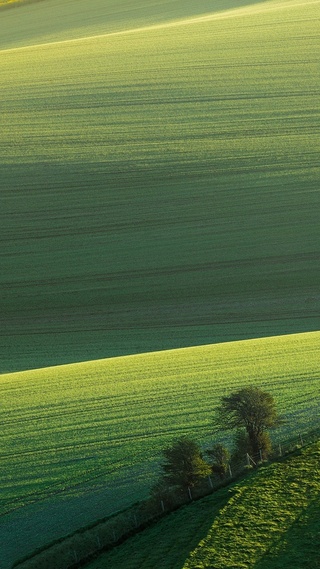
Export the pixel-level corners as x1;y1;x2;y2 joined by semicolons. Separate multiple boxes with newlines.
1;0;320;372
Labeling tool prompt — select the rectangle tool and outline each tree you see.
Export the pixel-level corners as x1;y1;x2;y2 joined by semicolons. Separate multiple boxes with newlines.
215;386;282;459
230;429;271;465
148;476;178;512
160;436;211;490
230;429;251;465
206;443;230;479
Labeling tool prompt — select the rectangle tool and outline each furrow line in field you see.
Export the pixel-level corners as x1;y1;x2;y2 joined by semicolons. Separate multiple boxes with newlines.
1;0;319;54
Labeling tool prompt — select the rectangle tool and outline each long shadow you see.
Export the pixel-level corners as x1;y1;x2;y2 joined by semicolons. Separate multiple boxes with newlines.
254;497;320;569
87;486;232;569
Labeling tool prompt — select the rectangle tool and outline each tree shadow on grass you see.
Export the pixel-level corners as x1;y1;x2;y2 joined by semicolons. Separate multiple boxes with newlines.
88;486;231;569
254;497;320;569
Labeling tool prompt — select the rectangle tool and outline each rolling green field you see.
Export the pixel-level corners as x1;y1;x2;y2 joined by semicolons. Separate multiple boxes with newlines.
1;331;320;567
1;0;320;372
1;0;320;566
87;441;320;569
0;0;266;47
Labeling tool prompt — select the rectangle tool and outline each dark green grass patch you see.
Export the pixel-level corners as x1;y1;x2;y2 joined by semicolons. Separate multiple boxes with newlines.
1;0;320;372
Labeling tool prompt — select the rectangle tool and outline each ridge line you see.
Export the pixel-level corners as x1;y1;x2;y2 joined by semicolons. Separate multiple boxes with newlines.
1;0;319;54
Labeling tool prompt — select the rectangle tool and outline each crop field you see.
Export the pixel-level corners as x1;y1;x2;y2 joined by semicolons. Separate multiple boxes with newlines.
1;331;320;567
0;0;265;47
1;0;320;372
87;441;320;569
1;0;320;566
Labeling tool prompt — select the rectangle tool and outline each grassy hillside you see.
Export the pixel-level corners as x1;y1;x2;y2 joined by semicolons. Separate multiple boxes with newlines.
1;332;320;567
87;441;320;569
0;0;265;49
1;0;319;372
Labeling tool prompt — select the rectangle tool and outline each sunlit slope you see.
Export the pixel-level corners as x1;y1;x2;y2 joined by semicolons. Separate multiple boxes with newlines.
183;442;320;569
1;332;320;567
88;442;320;569
2;0;320;372
0;0;264;50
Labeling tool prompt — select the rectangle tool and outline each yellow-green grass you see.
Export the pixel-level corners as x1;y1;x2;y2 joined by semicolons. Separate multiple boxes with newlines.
87;441;320;569
0;0;32;7
0;0;31;8
0;0;267;49
1;332;320;567
0;0;47;9
1;0;320;372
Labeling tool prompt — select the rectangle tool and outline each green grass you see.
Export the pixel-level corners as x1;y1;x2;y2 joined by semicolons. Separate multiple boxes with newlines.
0;0;31;8
1;0;320;566
0;0;267;49
87;441;320;569
1;0;320;372
1;331;320;567
0;0;38;8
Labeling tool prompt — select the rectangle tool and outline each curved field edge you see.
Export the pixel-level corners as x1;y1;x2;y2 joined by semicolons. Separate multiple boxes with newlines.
1;0;320;373
0;0;270;50
86;441;320;569
1;331;320;567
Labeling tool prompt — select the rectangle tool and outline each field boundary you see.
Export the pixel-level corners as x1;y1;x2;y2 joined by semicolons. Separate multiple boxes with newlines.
12;425;320;569
4;0;319;54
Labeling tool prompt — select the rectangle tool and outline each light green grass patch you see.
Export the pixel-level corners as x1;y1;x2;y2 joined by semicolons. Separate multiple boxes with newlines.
1;332;320;566
0;0;267;49
183;442;320;569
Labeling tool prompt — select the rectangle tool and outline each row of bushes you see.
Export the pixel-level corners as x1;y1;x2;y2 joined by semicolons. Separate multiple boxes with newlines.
13;424;320;569
12;385;319;569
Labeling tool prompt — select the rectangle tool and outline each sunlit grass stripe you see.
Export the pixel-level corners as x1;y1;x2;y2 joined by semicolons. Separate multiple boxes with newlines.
0;0;42;9
1;332;319;520
183;442;320;568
